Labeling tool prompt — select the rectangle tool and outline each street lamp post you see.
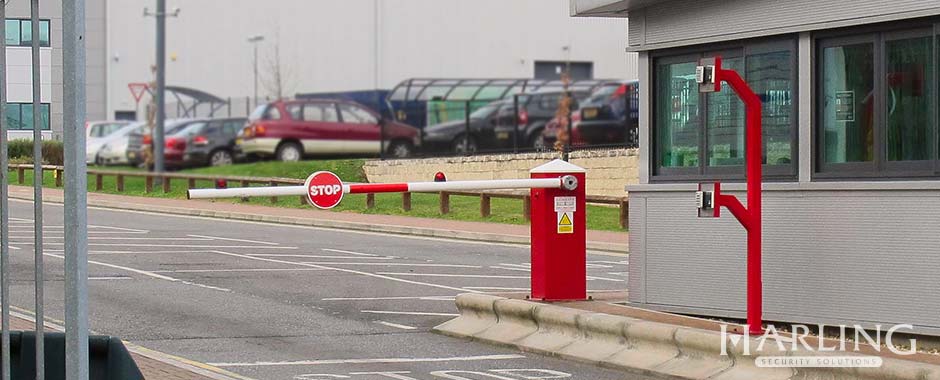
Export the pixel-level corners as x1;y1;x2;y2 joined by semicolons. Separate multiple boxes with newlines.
247;35;264;108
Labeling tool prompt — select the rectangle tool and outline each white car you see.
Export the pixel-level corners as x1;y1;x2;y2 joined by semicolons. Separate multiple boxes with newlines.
89;122;145;166
86;121;130;164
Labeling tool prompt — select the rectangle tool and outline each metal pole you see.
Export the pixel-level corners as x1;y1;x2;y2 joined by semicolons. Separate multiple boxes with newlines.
154;0;166;181
252;42;258;108
564;90;572;161
512;95;519;154
0;2;10;379
63;0;90;377
464;101;471;155
30;3;45;377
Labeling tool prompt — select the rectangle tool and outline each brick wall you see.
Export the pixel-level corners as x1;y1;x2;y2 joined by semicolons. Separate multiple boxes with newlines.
363;149;639;197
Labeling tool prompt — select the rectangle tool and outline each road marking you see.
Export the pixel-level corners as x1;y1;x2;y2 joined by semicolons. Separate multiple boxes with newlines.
208;250;480;293
322;296;455;301
188;234;280;246
248;254;393;260
43;253;231;292
9;246;20;251
153;268;329;273
301;262;481;268
322;248;380;257
89;276;134;280
209;354;524;367
14;237;214;241
586;275;625;282
45;249;218;255
361;310;458;317
376;272;528;279
13;242;297;249
374;321;417;330
465;286;528;291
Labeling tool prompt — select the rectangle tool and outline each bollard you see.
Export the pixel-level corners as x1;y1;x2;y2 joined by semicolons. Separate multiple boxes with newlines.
480;194;491;218
402;192;412;211
529;160;586;301
440;192;450;214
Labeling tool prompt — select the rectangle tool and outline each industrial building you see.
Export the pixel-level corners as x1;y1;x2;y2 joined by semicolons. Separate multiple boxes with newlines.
573;0;940;335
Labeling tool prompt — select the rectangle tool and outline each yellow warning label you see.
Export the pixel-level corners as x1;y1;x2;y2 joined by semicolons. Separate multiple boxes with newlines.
557;211;574;234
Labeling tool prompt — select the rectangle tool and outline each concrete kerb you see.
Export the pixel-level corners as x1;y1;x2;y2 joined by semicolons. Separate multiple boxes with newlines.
434;293;940;380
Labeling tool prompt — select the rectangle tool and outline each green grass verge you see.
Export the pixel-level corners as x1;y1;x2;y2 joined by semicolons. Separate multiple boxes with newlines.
11;159;626;232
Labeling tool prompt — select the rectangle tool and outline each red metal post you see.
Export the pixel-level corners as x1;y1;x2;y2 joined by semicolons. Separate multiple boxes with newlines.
529;160;587;301
716;67;763;334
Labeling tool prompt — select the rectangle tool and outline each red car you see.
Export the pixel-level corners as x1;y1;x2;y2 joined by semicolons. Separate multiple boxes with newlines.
235;99;421;161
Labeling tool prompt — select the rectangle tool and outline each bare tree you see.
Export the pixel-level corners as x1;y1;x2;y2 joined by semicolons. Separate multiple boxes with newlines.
262;37;296;100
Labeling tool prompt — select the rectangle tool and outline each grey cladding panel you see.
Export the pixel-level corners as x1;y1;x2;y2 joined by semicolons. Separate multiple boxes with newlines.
636;0;940;48
628;198;647;304
634;189;940;331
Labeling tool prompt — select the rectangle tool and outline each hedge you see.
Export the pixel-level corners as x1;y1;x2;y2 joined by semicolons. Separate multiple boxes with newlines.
6;139;64;165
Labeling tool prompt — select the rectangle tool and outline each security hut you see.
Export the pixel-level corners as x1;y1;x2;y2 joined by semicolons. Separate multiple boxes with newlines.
571;0;940;335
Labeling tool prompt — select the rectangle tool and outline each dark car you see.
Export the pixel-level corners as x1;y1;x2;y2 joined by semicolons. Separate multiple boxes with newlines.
573;81;639;146
161;117;247;168
493;90;590;151
421;100;509;154
236;99;421;161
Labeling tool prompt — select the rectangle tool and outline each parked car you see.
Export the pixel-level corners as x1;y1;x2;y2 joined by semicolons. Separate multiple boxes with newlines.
161;117;247;168
85;121;130;164
422;100;510;155
235;99;420;161
91;122;146;166
570;81;639;146
493;90;590;151
125;119;195;167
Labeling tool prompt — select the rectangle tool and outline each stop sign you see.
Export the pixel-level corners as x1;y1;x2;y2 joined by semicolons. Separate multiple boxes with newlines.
304;171;345;209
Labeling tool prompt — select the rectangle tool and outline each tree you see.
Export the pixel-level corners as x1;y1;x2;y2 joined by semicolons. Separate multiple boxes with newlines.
262;37;296;100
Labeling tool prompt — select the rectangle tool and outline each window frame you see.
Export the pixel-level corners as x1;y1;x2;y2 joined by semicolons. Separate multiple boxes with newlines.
650;37;799;182
813;21;940;180
4;19;51;47
5;102;51;130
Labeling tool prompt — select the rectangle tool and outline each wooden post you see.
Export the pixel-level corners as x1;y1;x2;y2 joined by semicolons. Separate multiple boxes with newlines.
163;176;172;193
145;176;153;193
270;181;278;204
522;195;531;221
95;174;103;191
366;193;375;209
300;195;307;205
17;167;25;184
480;194;491;218
116;174;125;192
188;178;196;189
402;192;412;211
619;199;629;229
240;180;250;202
54;168;63;187
439;192;450;214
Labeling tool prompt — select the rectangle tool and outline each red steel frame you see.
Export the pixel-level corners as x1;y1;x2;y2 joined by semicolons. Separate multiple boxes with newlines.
709;57;763;335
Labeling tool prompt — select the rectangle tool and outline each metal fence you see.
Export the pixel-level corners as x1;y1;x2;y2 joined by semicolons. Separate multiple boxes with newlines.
0;1;90;379
381;91;640;160
163;96;271;119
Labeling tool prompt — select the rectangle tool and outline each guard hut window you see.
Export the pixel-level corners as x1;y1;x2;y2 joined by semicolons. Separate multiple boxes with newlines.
5;103;51;130
652;38;798;181
816;24;938;178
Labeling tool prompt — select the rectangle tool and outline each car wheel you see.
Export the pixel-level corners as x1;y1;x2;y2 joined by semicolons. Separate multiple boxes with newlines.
95;155;104;166
276;142;302;162
452;135;478;155
388;141;414;158
209;150;234;167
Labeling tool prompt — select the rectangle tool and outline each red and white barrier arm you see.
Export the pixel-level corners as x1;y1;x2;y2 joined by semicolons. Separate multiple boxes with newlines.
187;175;578;200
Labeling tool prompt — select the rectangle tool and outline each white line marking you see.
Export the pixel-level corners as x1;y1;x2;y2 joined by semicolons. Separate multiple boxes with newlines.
374;321;417;330
45;249;218;255
586;275;625;282
465;286;528;291
43;253;231;292
376;272;528;279
490;266;530;272
188;234;280;246
322;296;455;301
13;242;297;249
248;254;393;260
208;354;524;367
152;268;328;273
17;237;214;241
207;250;479;294
9;246;20;251
361;310;458;317
322;248;380;257
301;262;481;268
89;276;134;281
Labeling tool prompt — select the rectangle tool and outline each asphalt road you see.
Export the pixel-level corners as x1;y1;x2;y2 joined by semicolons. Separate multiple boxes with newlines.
6;199;649;380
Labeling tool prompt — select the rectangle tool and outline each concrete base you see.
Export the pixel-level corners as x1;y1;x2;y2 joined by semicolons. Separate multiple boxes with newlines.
434;293;940;380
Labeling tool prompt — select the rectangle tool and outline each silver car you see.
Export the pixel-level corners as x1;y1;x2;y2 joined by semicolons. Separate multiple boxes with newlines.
90;122;145;166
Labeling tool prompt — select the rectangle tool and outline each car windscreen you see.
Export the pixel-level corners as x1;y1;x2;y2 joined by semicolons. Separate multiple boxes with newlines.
469;103;503;119
585;85;620;104
248;105;267;121
169;121;207;137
